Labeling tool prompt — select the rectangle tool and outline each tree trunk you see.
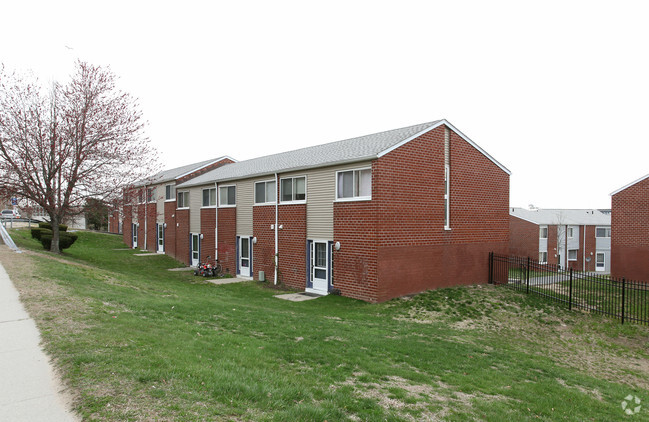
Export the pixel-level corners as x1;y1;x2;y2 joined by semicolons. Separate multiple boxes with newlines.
50;214;61;253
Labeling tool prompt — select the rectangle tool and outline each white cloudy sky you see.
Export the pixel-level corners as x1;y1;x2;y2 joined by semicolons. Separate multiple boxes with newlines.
2;0;648;209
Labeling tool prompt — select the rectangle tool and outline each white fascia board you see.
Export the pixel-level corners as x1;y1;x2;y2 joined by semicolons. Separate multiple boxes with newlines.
610;173;649;196
175;156;237;180
377;119;512;176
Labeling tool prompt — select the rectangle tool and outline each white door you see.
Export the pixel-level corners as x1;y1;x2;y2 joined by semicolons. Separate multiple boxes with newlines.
596;252;605;272
191;233;200;267
157;224;164;253
132;223;138;249
311;241;329;293
239;237;251;277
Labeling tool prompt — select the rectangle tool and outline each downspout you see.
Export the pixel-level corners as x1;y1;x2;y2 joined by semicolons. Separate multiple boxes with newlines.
583;225;586;271
144;185;148;251
274;173;279;285
214;182;218;261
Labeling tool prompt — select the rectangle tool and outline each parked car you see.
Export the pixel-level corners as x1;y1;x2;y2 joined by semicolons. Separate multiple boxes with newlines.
1;209;20;219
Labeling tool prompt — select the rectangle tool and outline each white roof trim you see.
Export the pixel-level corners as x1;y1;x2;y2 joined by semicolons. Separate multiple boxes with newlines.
509;213;540;225
610;173;649;196
175;156;237;180
377;119;511;175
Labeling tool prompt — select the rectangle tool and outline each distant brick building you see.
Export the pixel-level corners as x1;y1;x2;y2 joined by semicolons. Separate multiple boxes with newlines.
611;175;649;281
509;208;611;272
126;120;510;302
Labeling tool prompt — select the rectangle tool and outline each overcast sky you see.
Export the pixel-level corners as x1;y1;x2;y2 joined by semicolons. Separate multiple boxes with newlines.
2;0;647;209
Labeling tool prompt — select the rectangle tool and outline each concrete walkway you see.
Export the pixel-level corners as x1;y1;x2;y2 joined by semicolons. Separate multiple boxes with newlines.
0;261;79;421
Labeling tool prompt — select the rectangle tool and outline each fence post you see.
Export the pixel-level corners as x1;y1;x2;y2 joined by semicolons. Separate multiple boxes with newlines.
569;268;573;310
526;257;530;294
488;252;493;284
621;278;625;325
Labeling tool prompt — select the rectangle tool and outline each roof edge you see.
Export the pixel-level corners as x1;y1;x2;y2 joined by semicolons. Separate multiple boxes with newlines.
610;173;649;196
377;119;512;175
175;156;238;180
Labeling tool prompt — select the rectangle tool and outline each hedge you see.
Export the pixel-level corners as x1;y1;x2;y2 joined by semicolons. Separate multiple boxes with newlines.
31;228;52;240
38;222;68;232
40;232;79;250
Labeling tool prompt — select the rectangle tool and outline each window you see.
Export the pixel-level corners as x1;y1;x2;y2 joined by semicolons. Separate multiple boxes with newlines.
567;227;574;238
219;185;236;207
147;187;155;203
165;184;175;200
280;176;306;202
539;251;548;263
255;180;276;204
137;189;144;204
177;191;189;208
336;169;371;200
540;226;548;239
596;253;605;269
596;227;611;238
568;249;577;261
202;188;216;207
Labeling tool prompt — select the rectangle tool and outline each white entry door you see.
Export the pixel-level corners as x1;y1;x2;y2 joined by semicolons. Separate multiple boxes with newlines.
310;241;329;293
191;233;200;267
157;224;164;253
132;223;138;249
596;252;605;272
239;237;251;277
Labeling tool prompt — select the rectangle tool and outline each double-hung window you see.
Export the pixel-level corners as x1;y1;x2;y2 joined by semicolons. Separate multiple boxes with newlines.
540;226;548;239
147;187;155;203
202;188;216;207
280;176;306;203
177;191;189;208
255;180;276;204
219;185;236;207
568;249;578;261
165;184;175;200
336;168;371;200
596;227;611;238
539;251;548;263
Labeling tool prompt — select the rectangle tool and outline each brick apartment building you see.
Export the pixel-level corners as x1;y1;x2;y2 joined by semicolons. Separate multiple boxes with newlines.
509;207;611;272
123;120;510;302
610;174;649;281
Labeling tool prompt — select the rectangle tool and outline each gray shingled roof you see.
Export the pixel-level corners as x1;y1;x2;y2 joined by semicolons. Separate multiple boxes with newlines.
135;157;231;187
510;208;611;225
180;119;511;188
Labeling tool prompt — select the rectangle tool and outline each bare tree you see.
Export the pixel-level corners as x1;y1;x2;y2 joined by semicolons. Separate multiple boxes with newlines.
0;61;159;251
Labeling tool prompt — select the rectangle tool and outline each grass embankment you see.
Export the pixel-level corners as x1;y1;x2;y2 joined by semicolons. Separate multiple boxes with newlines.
2;229;649;421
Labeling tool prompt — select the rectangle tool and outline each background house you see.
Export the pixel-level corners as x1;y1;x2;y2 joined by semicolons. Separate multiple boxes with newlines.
509;207;611;272
611;174;649;281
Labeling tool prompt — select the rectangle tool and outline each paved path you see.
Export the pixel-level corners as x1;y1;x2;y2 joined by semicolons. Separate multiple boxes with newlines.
0;260;79;421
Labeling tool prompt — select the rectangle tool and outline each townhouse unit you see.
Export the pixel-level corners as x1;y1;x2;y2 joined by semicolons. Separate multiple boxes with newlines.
509;207;611;272
125;120;510;302
610;174;649;281
117;156;235;252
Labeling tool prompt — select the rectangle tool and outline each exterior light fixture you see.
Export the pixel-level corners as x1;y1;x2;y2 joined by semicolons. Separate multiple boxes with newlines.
252;237;258;244
335;241;341;251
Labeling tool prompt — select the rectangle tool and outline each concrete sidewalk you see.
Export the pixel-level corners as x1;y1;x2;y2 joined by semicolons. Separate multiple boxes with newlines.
0;260;79;421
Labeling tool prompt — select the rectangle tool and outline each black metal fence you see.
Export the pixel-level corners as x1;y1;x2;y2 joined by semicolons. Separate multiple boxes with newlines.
488;252;649;325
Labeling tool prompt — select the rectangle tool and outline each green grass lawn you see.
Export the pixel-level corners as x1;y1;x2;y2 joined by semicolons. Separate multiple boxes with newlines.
3;229;649;421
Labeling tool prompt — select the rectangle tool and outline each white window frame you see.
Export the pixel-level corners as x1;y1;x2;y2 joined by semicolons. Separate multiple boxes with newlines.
279;176;307;204
567;227;574;238
539;251;548;264
165;184;175;201
540;226;548;239
177;191;190;209
147;187;156;203
218;185;236;208
335;168;372;202
202;187;217;208
596;227;611;238
568;249;578;261
254;180;277;205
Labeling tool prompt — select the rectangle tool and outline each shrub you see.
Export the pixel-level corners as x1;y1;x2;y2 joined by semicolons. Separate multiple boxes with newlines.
38;222;68;232
40;232;79;251
31;228;52;240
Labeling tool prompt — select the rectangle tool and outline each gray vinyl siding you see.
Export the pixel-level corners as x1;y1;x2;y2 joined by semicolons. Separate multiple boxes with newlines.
189;186;202;233
236;180;254;236
539;225;548;253
156;184;165;224
566;225;579;250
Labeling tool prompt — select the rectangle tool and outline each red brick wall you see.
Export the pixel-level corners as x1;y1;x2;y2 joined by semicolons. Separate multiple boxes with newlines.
366;125;509;302
612;178;649;280
584;225;597;272
547;225;558;266
108;210;120;234
217;208;237;276
509;215;539;258
277;204;307;289
253;205;276;283
123;205;132;247
333;200;379;302
164;201;176;258
146;203;157;251
200;208;216;263
176;208;190;265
